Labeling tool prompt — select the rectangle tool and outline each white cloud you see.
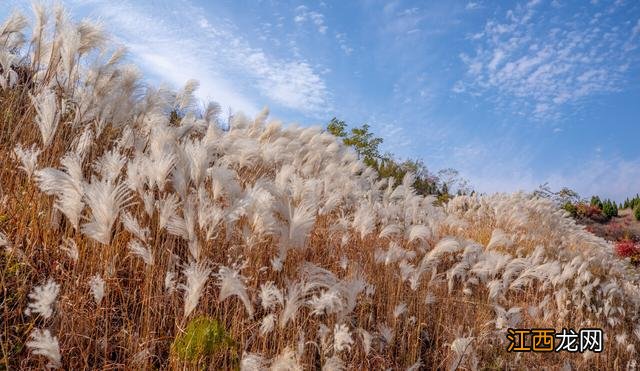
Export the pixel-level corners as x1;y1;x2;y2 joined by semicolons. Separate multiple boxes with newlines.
466;2;481;11
335;32;353;55
61;0;330;116
294;6;327;34
455;0;639;120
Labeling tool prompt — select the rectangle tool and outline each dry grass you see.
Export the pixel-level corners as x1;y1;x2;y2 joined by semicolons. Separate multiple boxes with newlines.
1;5;640;370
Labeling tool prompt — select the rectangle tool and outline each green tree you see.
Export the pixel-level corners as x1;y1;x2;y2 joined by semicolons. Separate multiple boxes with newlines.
590;196;603;210
602;199;618;219
327;118;383;167
325;117;468;198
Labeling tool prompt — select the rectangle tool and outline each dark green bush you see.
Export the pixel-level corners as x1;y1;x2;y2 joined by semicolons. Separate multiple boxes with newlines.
602;199;618;219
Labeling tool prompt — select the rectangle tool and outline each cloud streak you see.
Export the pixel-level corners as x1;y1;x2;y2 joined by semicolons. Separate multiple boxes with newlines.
63;0;331;117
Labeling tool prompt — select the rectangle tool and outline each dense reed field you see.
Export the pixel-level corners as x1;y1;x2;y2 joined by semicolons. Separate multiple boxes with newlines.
1;5;639;370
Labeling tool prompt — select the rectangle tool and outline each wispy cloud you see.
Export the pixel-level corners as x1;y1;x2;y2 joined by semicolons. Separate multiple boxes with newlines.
466;2;482;11
63;0;330;117
294;6;327;34
456;0;640;120
335;32;353;55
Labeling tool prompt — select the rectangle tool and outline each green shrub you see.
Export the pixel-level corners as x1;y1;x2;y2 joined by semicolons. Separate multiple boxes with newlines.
562;202;577;217
171;316;236;363
635;206;640;221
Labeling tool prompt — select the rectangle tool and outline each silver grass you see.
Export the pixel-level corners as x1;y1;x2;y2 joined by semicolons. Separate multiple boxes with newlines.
375;242;416;266
241;352;267;371
121;211;149;242
216;265;254;317
179;260;211;318
270;347;302;371
0;50;18;89
322;356;345;371
74;126;93;160
81;177;131;244
93;149;126;184
308;289;342;316
76;19;105;53
26;328;62;369
59;238;79;262
333;324;353;353
407;360;423;371
358;328;372;356
156;193;180;230
259;281;284;311
164;271;177;293
89;274;105;305
393;302;407;319
175;79;199;111
280;281;313;328
35;153;85;229
0;11;27;48
352;204;376;239
128;239;153;266
407;224;430;243
282;199;317;250
14;143;41;178
260;313;276;336
449;336;477;371
378;323;394;345
25;278;60;319
31;89;60;148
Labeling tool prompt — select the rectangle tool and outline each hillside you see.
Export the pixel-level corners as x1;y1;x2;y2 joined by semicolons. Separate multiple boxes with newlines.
581;209;640;243
2;7;640;370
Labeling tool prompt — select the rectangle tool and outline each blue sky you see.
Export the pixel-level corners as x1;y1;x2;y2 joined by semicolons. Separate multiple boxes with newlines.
4;0;640;201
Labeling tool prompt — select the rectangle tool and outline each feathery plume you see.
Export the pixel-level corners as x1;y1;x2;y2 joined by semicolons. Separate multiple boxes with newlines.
31;89;60;148
260;313;276;336
259;281;284;311
179;260;211;318
323;356;346;371
165;271;176;293
14;143;40;178
128;239;154;266
121;211;149;242
81;177;131;244
270;347;302;371
35;153;85;229
26;329;62;369
89;274;105;305
241;352;267;371
25;278;60;319
216;265;254;317
59;238;79;262
333;324;354;353
449;336;476;371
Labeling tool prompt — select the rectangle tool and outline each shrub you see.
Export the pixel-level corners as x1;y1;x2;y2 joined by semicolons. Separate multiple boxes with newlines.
635;206;640;221
562;201;577;217
615;240;638;258
576;202;602;219
171;316;236;363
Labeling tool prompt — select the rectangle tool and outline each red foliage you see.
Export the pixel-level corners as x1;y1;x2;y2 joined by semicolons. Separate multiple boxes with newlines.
576;203;604;220
615;240;639;258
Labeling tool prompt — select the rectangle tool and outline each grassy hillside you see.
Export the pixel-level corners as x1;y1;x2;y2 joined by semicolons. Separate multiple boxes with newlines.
1;6;640;370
